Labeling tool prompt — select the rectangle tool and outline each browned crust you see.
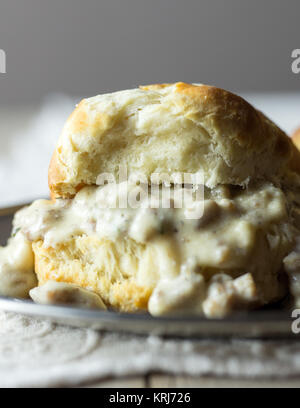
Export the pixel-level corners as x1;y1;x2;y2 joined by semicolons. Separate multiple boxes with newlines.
48;149;85;200
290;127;300;173
48;99;88;199
139;83;173;91
48;150;66;200
292;127;300;150
176;83;291;154
141;84;292;166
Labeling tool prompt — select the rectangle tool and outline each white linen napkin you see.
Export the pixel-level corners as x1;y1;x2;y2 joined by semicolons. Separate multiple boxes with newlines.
1;311;300;387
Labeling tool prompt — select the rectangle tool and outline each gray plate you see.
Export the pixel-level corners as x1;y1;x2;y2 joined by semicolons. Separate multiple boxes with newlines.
0;209;296;338
0;295;295;338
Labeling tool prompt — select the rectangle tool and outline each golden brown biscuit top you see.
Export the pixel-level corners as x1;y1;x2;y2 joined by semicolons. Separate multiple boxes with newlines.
292;127;300;150
48;82;292;198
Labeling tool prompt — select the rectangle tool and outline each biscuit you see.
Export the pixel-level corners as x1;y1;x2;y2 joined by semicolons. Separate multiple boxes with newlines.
49;82;292;198
7;83;300;318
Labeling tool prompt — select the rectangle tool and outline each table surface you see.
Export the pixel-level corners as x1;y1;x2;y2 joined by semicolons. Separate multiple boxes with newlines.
80;374;300;388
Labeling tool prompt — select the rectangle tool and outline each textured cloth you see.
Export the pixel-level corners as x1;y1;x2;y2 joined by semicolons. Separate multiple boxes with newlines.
1;311;300;387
